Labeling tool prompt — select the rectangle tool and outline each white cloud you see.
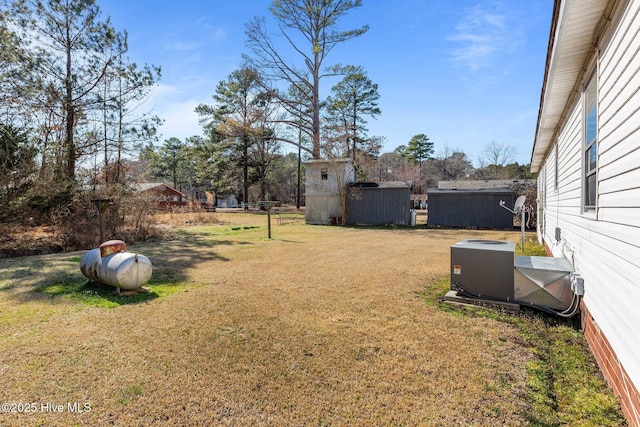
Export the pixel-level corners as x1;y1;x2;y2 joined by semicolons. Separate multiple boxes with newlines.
164;41;199;51
147;83;181;103
448;3;523;71
156;100;202;141
144;84;204;142
193;14;227;41
212;27;227;41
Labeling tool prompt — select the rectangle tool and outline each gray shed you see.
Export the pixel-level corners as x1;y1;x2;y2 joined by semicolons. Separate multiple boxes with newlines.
427;188;515;229
345;182;411;225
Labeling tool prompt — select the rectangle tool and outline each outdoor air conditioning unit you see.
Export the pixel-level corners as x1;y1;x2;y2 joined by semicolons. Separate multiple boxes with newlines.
450;240;515;301
449;239;581;317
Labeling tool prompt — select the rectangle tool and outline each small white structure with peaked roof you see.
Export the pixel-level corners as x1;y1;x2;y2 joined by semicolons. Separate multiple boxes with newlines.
304;158;354;225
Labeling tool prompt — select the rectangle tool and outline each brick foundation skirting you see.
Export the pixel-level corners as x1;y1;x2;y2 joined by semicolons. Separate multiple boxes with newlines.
581;302;640;427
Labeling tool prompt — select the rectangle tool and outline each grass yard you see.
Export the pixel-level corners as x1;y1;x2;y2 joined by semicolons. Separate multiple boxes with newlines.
0;212;625;426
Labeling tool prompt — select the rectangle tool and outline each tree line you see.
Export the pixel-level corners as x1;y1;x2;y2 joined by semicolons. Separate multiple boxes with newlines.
1;0;159;223
0;0;383;225
144;127;533;208
0;0;534;248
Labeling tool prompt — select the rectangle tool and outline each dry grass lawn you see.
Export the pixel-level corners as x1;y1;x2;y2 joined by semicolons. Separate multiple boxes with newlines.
0;212;578;425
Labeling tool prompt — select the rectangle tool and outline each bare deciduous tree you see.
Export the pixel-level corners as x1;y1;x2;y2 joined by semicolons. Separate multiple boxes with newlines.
434;146;473;181
479;141;515;168
244;0;368;159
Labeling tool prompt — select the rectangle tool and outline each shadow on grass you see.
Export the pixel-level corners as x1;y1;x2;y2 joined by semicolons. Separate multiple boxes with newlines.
0;229;252;307
0;257;84;294
36;280;160;308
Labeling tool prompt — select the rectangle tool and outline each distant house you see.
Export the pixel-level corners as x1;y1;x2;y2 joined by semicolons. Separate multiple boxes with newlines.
135;183;187;208
410;193;427;210
532;1;640;424
216;194;238;209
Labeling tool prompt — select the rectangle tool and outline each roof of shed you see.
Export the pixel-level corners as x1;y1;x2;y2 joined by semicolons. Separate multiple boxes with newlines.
378;181;411;188
438;180;534;190
349;181;411;189
427;188;514;195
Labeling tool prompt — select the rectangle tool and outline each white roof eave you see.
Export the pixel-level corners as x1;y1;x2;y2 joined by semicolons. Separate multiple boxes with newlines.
531;0;610;172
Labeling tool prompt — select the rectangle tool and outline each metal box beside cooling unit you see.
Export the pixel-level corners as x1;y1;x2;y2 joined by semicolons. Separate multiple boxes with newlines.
514;256;573;310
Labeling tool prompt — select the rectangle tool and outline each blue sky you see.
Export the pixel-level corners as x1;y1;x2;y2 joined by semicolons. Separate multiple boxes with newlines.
98;1;553;166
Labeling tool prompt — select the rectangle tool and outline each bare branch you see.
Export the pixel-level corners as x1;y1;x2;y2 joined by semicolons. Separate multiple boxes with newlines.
244;0;368;159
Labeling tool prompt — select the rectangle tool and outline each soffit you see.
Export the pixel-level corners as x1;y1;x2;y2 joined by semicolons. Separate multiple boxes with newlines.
531;0;611;172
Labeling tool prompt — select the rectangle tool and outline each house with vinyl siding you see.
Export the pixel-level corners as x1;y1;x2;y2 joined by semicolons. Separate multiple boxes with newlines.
532;0;640;424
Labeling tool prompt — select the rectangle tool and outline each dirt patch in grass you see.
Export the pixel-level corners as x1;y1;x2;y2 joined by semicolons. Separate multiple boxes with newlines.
0;214;623;426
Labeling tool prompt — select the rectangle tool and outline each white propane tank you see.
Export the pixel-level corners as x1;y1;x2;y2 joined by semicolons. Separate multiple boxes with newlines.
80;240;152;291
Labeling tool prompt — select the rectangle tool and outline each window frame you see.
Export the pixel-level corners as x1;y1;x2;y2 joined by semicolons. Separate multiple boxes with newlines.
583;71;598;212
320;168;328;181
554;143;559;191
